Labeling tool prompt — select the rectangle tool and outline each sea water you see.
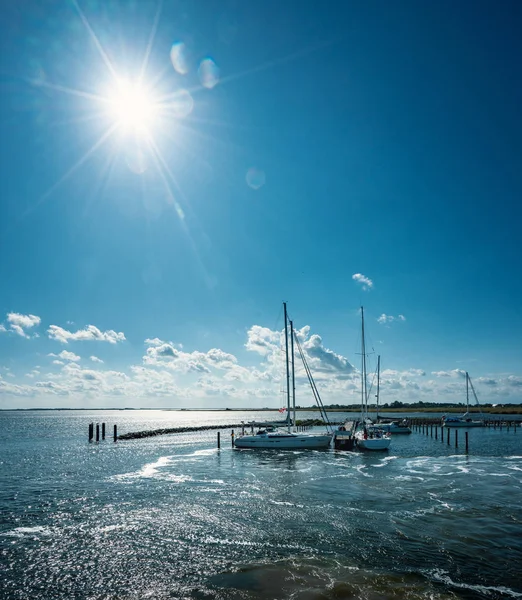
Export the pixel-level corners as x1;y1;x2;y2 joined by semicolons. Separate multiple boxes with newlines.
1;410;521;599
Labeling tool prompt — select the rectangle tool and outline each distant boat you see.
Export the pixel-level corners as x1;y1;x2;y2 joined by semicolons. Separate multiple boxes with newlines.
372;357;411;434
377;419;412;434
234;303;332;450
353;308;391;451
442;372;484;428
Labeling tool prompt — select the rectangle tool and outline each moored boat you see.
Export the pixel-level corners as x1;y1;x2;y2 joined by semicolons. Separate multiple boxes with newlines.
234;303;333;450
442;372;484;428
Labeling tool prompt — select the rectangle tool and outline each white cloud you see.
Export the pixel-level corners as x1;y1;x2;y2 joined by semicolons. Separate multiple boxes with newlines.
52;360;65;365
244;326;281;356
431;369;466;378
506;375;522;387
352;273;373;290
377;314;406;325
3;313;41;338
143;340;238;375
48;324;126;344
90;356;104;363
58;350;81;362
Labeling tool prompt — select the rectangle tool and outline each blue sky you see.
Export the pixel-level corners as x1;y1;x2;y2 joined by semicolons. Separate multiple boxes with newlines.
1;0;521;408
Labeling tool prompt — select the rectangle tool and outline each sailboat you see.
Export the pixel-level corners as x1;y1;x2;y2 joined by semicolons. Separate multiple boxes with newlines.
442;372;484;428
373;356;412;434
354;307;391;451
234;303;332;449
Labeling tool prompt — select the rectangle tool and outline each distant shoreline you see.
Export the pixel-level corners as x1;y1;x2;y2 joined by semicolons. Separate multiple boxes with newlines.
2;406;522;414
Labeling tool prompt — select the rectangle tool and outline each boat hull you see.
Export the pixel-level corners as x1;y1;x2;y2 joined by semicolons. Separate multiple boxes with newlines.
234;433;332;449
355;433;391;450
442;420;483;428
377;424;412;434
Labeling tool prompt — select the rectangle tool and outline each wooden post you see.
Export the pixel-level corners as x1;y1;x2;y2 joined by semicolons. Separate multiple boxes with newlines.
113;424;117;442
435;426;438;440
88;423;93;443
96;423;100;443
231;430;235;447
217;431;221;449
465;431;469;453
430;425;433;437
442;426;444;442
102;423;106;440
455;429;458;448
447;428;450;445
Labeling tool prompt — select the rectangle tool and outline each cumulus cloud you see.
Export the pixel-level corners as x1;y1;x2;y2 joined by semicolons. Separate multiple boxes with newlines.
58;350;81;362
245;326;281;356
90;356;104;363
476;377;497;386
143;340;238;375
431;369;466;378
302;334;354;374
352;273;373;290
48;324;126;344
3;313;41;338
377;314;406;325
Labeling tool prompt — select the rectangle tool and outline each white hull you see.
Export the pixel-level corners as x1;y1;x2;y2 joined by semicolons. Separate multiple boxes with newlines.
234;432;332;449
377;422;412;434
355;431;391;450
442;420;483;428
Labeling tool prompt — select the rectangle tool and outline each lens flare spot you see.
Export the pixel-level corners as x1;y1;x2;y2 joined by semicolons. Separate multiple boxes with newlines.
169;89;194;118
170;42;189;75
198;58;220;89
125;146;148;174
246;167;266;190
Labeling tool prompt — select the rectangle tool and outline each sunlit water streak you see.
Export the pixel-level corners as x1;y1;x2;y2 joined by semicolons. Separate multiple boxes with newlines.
1;410;521;599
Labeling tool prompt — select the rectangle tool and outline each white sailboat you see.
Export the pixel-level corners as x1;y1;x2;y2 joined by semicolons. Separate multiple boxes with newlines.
442;372;484;428
354;307;391;451
373;355;412;434
234;303;332;450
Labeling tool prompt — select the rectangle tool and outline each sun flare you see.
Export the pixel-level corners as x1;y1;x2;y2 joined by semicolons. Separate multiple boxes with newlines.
106;80;158;133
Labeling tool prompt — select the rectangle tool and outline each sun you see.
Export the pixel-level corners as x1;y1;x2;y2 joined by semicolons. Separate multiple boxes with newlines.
106;79;158;133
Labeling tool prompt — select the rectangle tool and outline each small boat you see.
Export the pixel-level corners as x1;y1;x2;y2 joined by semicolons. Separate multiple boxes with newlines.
234;426;332;449
333;420;357;450
235;303;332;450
442;372;484;428
372;357;411;435
352;308;391;451
377;419;412;434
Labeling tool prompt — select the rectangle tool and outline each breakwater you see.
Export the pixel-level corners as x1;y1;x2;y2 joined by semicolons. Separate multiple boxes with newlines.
116;419;322;440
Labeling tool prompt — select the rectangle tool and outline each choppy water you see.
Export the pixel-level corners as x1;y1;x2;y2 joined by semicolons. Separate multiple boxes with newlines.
1;410;521;599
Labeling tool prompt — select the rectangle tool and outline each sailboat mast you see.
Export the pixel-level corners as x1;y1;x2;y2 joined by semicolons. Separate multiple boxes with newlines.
466;371;469;412
361;306;367;417
376;355;381;422
283;302;291;432
290;320;296;431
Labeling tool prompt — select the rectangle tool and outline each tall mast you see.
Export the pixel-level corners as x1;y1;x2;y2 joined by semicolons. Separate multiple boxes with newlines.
466;371;469;412
361;306;367;417
376;355;381;422
290;320;296;431
283;302;291;432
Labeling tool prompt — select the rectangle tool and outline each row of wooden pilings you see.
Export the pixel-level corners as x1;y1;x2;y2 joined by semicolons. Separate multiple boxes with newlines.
412;420;470;452
409;417;519;430
88;422;117;443
409;417;518;453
